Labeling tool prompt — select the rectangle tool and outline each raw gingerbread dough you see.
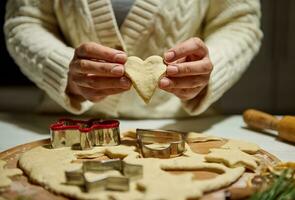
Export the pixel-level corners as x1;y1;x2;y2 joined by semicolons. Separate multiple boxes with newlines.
185;132;223;143
19;145;143;200
221;139;260;154
125;56;166;103
75;152;105;159
122;130;222;144
122;129;137;138
144;143;171;150
19;143;245;200
205;148;260;170
0;159;22;188
129;156;244;200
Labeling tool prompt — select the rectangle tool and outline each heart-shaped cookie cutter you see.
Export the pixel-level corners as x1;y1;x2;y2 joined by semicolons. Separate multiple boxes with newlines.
50;118;120;150
65;159;143;192
136;129;186;158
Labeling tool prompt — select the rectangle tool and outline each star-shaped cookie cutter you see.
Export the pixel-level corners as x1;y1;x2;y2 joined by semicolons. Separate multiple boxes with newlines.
136;129;186;158
50;118;120;150
65;159;143;192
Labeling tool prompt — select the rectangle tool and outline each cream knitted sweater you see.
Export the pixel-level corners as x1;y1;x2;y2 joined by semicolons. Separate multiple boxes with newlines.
4;0;262;118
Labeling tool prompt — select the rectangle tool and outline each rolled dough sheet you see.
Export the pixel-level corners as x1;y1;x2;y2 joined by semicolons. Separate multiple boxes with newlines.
19;143;245;200
0;159;22;188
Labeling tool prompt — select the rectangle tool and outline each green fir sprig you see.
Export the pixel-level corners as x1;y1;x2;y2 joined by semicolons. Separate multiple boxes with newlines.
248;169;295;200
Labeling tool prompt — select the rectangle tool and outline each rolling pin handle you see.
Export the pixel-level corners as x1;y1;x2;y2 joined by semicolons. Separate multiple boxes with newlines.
243;109;279;131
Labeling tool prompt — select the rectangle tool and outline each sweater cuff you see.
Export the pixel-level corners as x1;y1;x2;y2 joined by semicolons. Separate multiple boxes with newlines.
41;47;94;114
182;48;229;115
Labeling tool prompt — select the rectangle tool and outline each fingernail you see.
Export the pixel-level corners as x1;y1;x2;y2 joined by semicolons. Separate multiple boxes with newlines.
111;65;124;75
120;77;131;87
116;50;125;54
164;51;175;61
167;65;178;76
114;53;127;63
160;77;170;88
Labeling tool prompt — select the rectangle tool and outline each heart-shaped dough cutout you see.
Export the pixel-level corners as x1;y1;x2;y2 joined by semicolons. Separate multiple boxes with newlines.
125;56;166;103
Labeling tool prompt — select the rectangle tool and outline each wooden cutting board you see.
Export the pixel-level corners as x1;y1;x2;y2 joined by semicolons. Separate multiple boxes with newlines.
0;138;280;200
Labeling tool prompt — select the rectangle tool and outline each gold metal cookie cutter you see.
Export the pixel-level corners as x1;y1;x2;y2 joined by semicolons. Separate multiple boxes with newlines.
136;129;186;158
65;159;143;192
50;118;120;150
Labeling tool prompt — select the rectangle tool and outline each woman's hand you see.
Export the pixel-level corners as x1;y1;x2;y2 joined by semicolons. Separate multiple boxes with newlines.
66;42;131;102
159;37;213;101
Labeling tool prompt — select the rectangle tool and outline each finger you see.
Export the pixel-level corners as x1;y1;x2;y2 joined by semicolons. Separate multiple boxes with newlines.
71;59;125;77
164;37;207;62
163;57;186;65
159;76;209;89
72;75;131;90
75;42;127;63
163;87;203;101
79;87;129;102
166;58;212;77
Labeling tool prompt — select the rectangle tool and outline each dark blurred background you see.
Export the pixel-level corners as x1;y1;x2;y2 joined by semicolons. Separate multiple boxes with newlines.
0;0;294;114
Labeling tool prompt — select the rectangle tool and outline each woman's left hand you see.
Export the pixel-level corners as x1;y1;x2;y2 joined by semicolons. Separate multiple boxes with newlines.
159;37;213;101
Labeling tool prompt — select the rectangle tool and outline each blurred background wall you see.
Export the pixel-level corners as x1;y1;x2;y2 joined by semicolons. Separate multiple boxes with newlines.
215;0;295;114
0;0;294;114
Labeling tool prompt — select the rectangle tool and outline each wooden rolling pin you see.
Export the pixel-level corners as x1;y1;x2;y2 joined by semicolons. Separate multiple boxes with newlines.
243;109;295;144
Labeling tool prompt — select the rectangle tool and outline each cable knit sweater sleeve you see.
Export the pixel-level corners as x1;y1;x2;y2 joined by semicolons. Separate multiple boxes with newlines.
182;0;263;115
4;0;93;114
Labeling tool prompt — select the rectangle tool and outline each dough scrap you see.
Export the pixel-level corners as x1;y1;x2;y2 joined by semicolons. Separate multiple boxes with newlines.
185;132;223;143
75;152;105;159
205;148;260;170
221;139;260;154
0;159;22;188
19;143;245;200
125;56;166;103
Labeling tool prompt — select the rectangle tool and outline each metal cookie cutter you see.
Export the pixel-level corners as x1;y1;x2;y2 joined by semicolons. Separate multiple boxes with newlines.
136;129;186;158
65;159;143;192
50;118;120;150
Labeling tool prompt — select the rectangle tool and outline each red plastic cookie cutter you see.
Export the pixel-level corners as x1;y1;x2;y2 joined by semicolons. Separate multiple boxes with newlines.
50;118;120;150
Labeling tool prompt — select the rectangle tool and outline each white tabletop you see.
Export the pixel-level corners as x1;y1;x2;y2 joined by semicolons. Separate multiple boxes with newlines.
0;113;294;161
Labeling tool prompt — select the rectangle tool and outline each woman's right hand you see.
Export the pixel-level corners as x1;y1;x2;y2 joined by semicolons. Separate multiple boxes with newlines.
66;42;131;102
